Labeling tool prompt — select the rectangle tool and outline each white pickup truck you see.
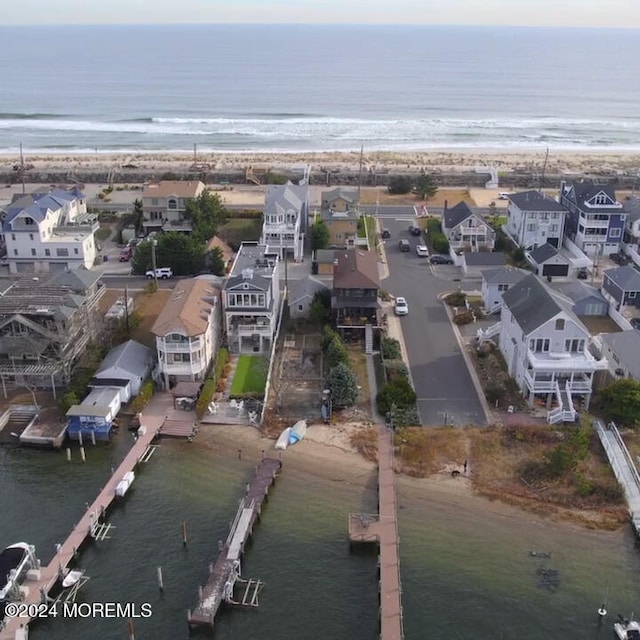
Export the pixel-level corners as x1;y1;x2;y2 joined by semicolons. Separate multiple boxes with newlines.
145;267;173;279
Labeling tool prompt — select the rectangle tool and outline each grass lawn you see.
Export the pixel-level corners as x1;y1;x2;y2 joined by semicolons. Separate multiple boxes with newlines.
218;218;262;250
230;355;267;397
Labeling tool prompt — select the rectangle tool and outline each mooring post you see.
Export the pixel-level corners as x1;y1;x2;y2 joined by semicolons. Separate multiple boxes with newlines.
80;446;86;462
218;540;223;551
245;483;250;494
157;566;164;592
182;521;188;547
127;617;135;640
198;586;203;600
66;448;71;462
209;562;213;574
78;431;83;447
91;431;96;446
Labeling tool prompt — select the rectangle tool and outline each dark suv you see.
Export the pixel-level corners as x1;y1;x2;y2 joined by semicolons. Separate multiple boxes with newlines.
429;254;454;265
381;228;391;239
398;239;410;252
409;223;421;236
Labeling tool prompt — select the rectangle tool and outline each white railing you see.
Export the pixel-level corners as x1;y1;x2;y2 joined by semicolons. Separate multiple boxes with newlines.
160;361;207;376
233;323;273;335
476;321;501;343
161;339;203;352
608;302;633;331
623;242;640;269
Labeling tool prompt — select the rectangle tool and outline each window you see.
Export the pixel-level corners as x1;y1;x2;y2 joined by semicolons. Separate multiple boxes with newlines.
167;199;177;210
13;249;17;256
610;228;621;238
550;224;558;232
56;248;69;257
565;339;585;353
529;338;550;352
498;284;509;292
31;249;36;256
45;249;50;256
29;233;34;240
24;217;34;225
11;233;15;241
629;292;637;299
74;248;79;255
555;319;565;330
526;223;536;232
298;305;303;311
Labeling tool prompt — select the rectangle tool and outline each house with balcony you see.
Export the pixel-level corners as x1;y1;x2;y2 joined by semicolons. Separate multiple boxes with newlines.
223;243;281;354
332;249;380;351
601;265;640;312
598;330;640;383
141;180;205;234
0;268;104;396
320;188;360;248
152;278;220;388
559;180;626;257
480;266;528;314
505;190;567;250
1;188;98;274
497;273;607;422
442;201;495;252
260;182;308;261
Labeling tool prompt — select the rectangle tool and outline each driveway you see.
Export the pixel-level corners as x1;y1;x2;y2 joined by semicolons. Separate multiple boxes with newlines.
380;219;487;427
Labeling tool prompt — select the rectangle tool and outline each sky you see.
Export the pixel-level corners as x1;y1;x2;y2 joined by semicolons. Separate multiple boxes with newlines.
2;0;640;28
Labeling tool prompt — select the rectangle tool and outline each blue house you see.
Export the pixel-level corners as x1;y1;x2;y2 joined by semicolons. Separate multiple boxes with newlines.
559;180;626;257
66;387;121;441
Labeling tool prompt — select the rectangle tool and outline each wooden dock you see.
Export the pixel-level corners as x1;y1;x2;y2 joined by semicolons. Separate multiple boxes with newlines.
188;457;282;630
349;425;404;640
0;394;171;640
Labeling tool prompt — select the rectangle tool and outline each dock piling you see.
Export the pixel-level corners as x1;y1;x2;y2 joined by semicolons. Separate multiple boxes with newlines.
157;566;164;592
182;521;188;547
91;431;96;446
127;617;135;640
78;431;83;447
66;448;71;462
80;446;86;462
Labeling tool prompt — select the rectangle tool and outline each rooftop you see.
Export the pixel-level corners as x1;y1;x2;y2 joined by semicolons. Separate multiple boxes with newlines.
152;279;218;338
142;180;204;199
507;190;566;212
264;182;308;216
601;331;640;380
333;250;380;289
529;243;561;264
481;266;529;285
603;265;640;291
96;339;154;379
464;252;506;267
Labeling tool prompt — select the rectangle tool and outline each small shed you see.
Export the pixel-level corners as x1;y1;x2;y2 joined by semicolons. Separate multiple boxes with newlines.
552;281;608;316
528;243;570;278
94;340;155;401
288;276;329;319
313;249;336;276
66;387;122;441
462;251;507;277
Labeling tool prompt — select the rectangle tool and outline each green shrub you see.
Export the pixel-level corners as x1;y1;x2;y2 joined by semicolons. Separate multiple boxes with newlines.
325;337;349;368
381;336;401;360
214;347;229;383
384;360;409;381
376;376;416;415
444;292;466;306
196;379;216;419
130;379;155;413
327;363;359;409
58;391;80;414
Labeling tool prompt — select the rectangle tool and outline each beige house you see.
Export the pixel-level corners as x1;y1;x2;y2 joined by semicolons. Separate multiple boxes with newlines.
320;188;360;248
142;180;205;234
151;279;220;388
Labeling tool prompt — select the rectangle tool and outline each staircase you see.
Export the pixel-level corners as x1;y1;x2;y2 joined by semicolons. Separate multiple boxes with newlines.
365;324;373;354
476;321;501;344
5;404;39;433
547;380;577;424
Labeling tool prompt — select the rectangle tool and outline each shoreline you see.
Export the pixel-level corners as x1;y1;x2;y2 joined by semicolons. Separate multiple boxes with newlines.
2;148;640;177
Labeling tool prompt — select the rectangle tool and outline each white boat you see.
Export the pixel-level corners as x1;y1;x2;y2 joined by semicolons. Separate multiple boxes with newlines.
1;543;35;620
275;428;291;450
115;471;135;497
288;420;307;446
62;570;84;589
614;615;640;639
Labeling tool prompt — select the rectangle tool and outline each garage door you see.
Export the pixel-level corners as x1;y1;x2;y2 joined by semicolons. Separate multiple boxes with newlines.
49;262;68;273
542;264;569;277
16;262;35;273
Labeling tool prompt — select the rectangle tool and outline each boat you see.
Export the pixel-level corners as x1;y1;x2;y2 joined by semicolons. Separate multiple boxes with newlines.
288;420;307;446
1;543;34;620
275;428;291;450
62;570;84;589
115;471;135;497
614;615;640;640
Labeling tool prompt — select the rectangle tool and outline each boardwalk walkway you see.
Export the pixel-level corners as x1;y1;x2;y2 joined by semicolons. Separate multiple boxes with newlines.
188;457;282;631
594;419;640;535
0;393;172;640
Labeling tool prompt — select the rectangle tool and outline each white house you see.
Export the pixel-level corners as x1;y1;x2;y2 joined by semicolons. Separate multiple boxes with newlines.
90;339;155;403
1;188;98;274
141;180;205;233
222;242;281;354
505;190;567;250
260;182;308;261
442;201;495;252
598;330;640;382
480;266;528;314
497;273;607;422
151;278;220;388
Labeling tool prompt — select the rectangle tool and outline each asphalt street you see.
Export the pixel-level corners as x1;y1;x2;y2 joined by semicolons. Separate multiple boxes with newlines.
380;218;486;427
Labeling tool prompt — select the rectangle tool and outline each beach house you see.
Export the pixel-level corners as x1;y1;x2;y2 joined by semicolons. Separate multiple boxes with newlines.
597;330;640;383
504;190;567;250
222;243;281;354
480;266;528;314
152;279;220;388
441;201;495;252
1;188;98;274
601;265;640;312
0;268;104;397
559;180;626;257
260;182;309;261
141;180;205;234
320;188;360;248
497;273;607;422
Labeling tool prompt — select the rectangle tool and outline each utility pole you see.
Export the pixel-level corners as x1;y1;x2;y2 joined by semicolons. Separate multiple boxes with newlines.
151;239;158;287
124;285;130;335
357;144;364;203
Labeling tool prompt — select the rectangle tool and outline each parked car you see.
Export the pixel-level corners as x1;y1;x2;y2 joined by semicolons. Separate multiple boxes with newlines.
416;245;429;257
394;296;409;316
611;252;630;265
498;192;511;200
430;254;454;265
409;223;422;236
576;267;588;280
381;227;391;239
119;246;133;262
145;267;173;279
398;239;410;252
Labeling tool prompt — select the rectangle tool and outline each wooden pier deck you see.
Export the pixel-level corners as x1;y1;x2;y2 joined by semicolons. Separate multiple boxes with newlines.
0;393;171;640
349;425;404;640
594;419;640;535
188;457;282;630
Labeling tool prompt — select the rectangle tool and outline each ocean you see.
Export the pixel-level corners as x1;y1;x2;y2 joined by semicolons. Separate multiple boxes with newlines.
0;24;640;154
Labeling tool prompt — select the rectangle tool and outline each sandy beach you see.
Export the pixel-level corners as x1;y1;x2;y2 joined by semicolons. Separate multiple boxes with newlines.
3;148;640;177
